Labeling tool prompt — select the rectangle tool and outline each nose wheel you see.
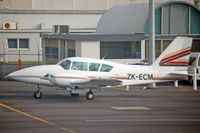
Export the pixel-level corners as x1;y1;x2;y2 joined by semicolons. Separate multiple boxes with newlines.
34;89;42;99
86;91;94;100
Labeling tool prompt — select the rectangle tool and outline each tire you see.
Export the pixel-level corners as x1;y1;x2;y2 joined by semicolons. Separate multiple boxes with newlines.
86;91;94;100
34;90;42;99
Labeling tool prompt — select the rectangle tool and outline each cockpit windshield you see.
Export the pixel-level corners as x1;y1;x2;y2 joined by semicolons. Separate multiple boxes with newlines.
59;60;71;70
58;58;113;72
100;64;113;72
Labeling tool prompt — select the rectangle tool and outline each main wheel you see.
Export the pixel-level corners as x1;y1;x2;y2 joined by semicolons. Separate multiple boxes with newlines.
34;90;42;99
70;92;80;97
86;91;94;100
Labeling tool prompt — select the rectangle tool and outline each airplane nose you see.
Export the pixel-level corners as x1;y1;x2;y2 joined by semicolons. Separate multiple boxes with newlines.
5;65;63;81
6;70;20;80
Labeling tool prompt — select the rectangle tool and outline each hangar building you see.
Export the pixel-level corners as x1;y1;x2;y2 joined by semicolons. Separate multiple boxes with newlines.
42;1;200;64
0;0;200;65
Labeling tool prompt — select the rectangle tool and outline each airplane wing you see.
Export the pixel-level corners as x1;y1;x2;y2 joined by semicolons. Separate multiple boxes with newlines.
71;78;122;88
40;73;122;88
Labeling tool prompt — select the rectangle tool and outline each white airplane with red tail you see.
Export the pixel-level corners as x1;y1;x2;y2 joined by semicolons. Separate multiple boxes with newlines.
7;36;192;100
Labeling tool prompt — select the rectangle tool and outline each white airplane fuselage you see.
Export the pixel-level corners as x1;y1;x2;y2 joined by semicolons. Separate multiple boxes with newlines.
7;58;186;88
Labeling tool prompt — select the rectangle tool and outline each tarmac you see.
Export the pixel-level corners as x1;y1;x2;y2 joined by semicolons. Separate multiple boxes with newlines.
0;81;200;133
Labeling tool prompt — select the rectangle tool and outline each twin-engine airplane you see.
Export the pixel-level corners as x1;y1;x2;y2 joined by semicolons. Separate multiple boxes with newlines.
7;36;192;100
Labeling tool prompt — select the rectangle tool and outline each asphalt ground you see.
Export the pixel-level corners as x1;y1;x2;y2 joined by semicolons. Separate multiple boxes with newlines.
0;81;200;133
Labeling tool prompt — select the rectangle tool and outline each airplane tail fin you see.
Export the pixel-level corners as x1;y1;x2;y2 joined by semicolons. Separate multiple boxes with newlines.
152;36;193;68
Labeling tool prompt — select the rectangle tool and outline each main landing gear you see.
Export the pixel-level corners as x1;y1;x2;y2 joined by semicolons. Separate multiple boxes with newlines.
71;87;95;100
70;91;80;97
86;91;94;100
34;86;42;99
70;89;95;100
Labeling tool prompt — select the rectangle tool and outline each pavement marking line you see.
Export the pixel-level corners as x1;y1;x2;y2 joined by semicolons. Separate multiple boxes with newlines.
86;119;200;122
0;103;76;133
0;82;25;86
0;93;17;96
111;106;151;110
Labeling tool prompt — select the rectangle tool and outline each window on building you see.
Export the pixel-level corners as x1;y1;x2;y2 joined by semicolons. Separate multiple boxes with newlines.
45;47;51;58
144;8;161;34
145;40;172;59
155;40;161;58
163;40;172;50
68;49;75;57
145;40;161;58
89;63;100;71
100;64;113;72
100;41;141;59
59;40;65;60
67;42;76;57
8;39;17;48
191;7;200;34
52;47;58;58
71;61;88;71
8;38;29;49
45;47;58;59
191;40;200;52
19;39;29;48
145;3;200;35
170;4;189;34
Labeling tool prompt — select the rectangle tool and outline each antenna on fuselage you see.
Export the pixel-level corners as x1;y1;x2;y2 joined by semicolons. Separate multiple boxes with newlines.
101;53;108;60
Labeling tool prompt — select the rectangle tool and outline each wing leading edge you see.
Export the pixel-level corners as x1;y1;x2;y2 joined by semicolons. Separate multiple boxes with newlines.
71;78;122;88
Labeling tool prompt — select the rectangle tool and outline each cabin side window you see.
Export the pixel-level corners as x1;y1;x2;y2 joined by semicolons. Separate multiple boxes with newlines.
59;60;71;70
71;61;88;71
100;64;113;72
89;63;100;71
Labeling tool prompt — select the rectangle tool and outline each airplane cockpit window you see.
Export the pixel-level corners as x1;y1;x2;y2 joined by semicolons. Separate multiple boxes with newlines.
89;63;100;71
100;64;113;72
71;61;88;71
59;60;71;70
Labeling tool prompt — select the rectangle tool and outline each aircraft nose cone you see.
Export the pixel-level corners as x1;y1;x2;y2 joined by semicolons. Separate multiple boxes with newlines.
6;70;20;80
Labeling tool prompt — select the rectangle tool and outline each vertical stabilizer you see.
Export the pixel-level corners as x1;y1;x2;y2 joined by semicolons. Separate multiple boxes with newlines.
152;36;193;67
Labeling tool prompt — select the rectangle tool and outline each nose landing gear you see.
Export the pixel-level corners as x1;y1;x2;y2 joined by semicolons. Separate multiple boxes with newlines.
34;85;42;99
